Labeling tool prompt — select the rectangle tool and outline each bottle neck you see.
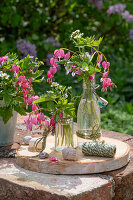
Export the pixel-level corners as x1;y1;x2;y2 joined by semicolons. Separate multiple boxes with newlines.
82;79;95;100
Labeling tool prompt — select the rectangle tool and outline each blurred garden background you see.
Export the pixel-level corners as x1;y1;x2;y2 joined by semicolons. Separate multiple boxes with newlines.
0;0;133;135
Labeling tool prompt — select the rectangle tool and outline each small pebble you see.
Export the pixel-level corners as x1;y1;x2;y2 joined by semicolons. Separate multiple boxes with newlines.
62;147;78;161
23;136;32;145
39;152;49;159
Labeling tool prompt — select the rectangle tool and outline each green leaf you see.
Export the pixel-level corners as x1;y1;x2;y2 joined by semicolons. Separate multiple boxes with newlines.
31;70;44;79
46;102;56;112
0;106;13;124
57;60;67;65
3;94;12;105
71;55;82;66
34;94;58;104
82;62;88;67
76;36;103;49
14;105;27;116
64;99;68;105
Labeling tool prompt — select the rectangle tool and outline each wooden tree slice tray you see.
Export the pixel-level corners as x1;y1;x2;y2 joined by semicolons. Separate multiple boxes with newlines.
16;136;130;175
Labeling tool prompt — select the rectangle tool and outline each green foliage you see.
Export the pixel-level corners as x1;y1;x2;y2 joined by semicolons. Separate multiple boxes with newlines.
0;105;13;124
75;36;103;48
101;105;133;135
34;83;76;121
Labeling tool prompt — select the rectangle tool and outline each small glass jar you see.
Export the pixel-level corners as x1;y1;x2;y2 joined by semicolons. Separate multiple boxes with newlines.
55;117;74;152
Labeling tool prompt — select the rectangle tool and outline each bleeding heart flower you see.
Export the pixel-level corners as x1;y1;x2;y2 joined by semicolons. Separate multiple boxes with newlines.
32;104;39;113
97;54;103;63
54;49;65;58
77;70;82;75
102;78;112;92
47;71;52;78
89;75;95;80
102;61;110;69
64;52;70;60
33;95;39;101
12;65;19;73
28;78;33;85
17;75;26;83
49;67;57;75
22;83;29;89
30;116;38;125
102;71;109;78
43;120;50;129
27;97;33;105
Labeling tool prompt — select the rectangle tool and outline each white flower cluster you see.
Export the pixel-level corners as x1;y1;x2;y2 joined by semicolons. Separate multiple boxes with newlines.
0;71;10;79
81;66;89;71
70;30;84;40
51;82;59;87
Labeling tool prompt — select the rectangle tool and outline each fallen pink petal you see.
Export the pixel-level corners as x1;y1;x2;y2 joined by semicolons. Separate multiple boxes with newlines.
49;157;58;161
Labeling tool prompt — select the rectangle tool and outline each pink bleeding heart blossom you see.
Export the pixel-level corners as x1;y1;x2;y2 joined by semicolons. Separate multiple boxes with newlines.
50;57;59;67
23;92;27;100
102;78;112;92
49;157;58;161
37;113;45;124
47;71;54;83
26;121;32;131
17;76;26;83
30;116;38;125
27;97;33;105
3;56;8;62
0;58;3;64
102;61;110;69
54;49;65;58
89;75;95;80
33;95;39;101
64;52;70;60
24;115;29;123
32;104;39;114
97;54;103;63
26;95;39;105
47;71;52;78
49;67;57;75
24;116;33;131
22;83;29;89
102;71;109;78
50;116;56;135
0;56;8;64
77;70;82;75
43;120;50;129
59;112;63;118
50;116;55;126
12;65;19;73
28;78;33;85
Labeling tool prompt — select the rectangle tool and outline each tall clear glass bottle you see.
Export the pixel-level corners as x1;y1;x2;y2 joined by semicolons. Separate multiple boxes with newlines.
76;79;101;141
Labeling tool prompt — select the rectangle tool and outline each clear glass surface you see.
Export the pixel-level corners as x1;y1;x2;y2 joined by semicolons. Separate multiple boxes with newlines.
77;79;101;141
55;117;74;152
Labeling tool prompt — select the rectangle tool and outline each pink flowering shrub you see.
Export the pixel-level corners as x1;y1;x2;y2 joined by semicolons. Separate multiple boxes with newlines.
0;53;43;123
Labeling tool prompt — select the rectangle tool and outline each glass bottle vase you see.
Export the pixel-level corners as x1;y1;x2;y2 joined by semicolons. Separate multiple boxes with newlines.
76;79;101;141
55;117;74;152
